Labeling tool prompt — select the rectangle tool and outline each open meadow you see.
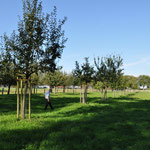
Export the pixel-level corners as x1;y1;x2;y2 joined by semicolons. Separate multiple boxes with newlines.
1;91;150;150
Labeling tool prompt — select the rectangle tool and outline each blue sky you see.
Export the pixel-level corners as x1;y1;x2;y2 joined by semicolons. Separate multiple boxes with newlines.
0;0;150;76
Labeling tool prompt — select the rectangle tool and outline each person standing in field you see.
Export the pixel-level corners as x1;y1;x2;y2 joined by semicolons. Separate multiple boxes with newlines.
44;87;54;110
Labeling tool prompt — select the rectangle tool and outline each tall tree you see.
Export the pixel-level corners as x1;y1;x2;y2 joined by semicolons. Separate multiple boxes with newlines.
0;0;67;119
67;73;79;94
44;70;64;94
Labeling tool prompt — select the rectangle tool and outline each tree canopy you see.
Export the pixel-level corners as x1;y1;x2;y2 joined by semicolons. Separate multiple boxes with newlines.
0;0;67;119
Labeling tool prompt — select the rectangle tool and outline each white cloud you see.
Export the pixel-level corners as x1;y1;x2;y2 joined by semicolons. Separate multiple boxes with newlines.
123;57;150;68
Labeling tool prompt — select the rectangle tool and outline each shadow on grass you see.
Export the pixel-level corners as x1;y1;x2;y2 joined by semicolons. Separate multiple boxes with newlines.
0;94;17;113
1;102;150;150
0;93;82;114
0;92;148;114
1;92;150;149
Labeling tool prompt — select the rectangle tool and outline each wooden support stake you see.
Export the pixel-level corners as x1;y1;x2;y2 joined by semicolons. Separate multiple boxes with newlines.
28;79;31;120
17;77;20;119
20;79;23;116
2;88;4;95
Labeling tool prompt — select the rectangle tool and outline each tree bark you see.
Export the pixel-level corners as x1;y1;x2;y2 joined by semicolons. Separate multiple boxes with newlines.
80;87;82;103
28;80;31;120
63;86;65;93
7;84;11;95
119;90;121;96
101;89;104;100
72;86;74;94
22;81;27;119
2;88;4;95
34;87;36;94
83;85;88;104
113;90;116;97
20;80;23;115
54;86;56;95
15;88;17;94
104;89;107;100
17;79;19;119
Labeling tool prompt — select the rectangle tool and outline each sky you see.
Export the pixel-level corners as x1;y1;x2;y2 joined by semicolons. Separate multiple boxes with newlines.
0;0;150;77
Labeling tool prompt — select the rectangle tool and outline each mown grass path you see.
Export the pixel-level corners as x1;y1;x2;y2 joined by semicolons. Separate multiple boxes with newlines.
0;91;150;150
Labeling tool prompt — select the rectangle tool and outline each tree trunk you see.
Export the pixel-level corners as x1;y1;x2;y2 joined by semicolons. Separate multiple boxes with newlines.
54;86;56;95
2;88;4;95
83;85;88;104
15;88;17;94
104;89;107;100
17;78;19;119
103;90;106;100
7;84;11;95
63;86;65;93
22;81;27;119
34;87;36;94
119;90;121;96
28;79;31;120
50;87;53;93
113;90;116;97
72;86;74;94
80;87;82;103
92;87;93;93
124;89;125;95
101;89;104;100
20;80;23;115
102;89;107;100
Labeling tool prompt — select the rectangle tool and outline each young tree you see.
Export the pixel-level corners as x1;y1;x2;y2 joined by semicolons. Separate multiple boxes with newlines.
0;38;16;94
94;55;123;100
67;73;79;94
117;76;128;95
0;0;67;119
73;57;94;104
94;57;109;100
60;72;68;93
108;56;124;97
44;70;64;94
31;73;39;94
94;81;103;93
0;64;16;95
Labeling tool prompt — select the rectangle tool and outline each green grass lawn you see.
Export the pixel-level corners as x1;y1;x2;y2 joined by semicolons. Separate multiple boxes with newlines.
1;91;150;150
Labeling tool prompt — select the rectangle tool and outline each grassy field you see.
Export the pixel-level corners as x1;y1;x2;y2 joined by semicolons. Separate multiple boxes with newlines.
0;91;150;150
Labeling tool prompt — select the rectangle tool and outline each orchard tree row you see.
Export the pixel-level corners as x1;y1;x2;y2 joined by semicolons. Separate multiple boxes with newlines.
73;56;150;103
1;60;150;96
